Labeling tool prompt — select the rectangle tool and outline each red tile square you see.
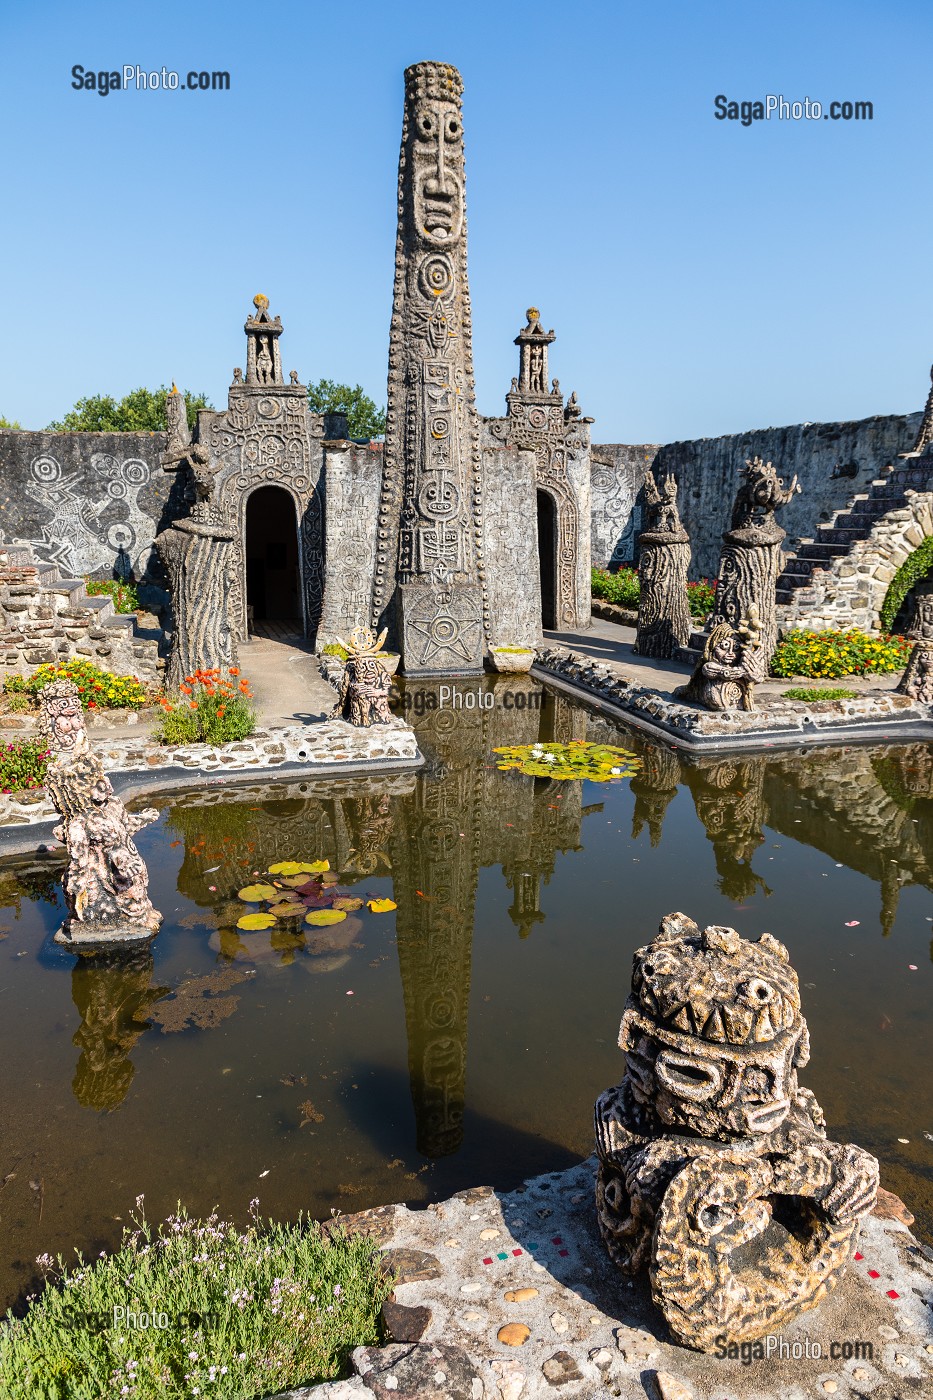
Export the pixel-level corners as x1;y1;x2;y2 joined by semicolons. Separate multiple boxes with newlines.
558;1248;569;1257
868;1269;880;1279
483;1257;493;1266
853;1252;863;1261
887;1290;900;1299
512;1248;522;1256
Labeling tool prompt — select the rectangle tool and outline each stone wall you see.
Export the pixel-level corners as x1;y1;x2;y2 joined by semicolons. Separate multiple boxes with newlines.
481;446;542;647
0;430;174;595
317;441;384;646
591;413;922;578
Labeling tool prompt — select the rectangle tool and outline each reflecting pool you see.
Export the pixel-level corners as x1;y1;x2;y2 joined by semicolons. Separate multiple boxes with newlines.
1;675;931;1313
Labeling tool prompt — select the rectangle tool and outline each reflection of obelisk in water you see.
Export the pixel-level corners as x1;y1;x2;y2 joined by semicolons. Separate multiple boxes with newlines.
372;61;488;674
686;756;771;901
71;951;167;1111
630;746;682;847
391;686;487;1156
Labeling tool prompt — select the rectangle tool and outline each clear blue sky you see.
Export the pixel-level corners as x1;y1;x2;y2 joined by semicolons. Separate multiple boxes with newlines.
3;0;930;443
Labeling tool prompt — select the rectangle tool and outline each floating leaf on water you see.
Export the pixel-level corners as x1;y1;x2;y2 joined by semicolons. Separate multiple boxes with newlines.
300;860;330;873
333;896;364;912
269;901;304;917
367;898;397;914
298;1099;324;1125
267;861;306;875
237;912;277;931
280;873;314;888
305;909;347;927
490;741;642;782
237;883;277;903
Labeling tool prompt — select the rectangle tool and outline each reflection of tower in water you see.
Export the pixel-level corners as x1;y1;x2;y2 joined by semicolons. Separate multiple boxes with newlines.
630;746;682;848
70;951;167;1111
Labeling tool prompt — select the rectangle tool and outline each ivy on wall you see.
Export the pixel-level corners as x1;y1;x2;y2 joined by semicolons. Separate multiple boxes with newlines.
880;535;933;630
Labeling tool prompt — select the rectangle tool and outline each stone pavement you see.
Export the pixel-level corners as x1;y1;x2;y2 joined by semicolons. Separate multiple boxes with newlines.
279;1156;933;1400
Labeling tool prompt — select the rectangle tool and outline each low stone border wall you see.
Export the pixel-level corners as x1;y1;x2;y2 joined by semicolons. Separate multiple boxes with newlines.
590;601;638;626
0;718;422;835
273;1155;933;1400
533;646;931;753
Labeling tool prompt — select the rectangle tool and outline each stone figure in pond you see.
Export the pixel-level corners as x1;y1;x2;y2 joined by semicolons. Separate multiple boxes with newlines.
40;680;161;948
713;456;800;682
676;610;761;711
594;912;878;1352
156;410;238;691
896;579;933;703
331;625;394;727
634;469;691;659
371;61;488;673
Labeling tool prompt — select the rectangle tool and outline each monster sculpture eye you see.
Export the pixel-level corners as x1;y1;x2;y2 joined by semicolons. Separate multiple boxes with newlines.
738;977;775;1006
416;109;436;138
655;1051;721;1102
444;115;461;141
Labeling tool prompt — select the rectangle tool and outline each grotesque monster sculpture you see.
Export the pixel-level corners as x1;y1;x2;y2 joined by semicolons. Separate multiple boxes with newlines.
41;680;161;948
676;610;761;711
595;913;878;1351
897;580;933;703
331;626;394;727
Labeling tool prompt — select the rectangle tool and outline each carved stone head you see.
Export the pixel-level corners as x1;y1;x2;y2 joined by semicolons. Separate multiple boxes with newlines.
403;62;465;249
40;679;87;755
619;913;809;1139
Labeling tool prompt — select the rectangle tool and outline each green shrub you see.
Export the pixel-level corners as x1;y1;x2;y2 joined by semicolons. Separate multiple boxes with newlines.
3;659;148;710
686;578;716;620
591;566;640;608
84;577;139;614
781;687;860;702
321;643;348;660
879;536;933;631
155;668;256;746
771;630;912;679
0;1199;392;1399
0;739;50;794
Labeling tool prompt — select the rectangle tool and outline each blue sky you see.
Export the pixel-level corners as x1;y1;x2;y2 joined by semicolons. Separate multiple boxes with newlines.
2;0;929;443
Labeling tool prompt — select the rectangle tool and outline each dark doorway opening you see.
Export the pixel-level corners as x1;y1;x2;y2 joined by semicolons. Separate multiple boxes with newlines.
537;489;557;630
245;486;302;634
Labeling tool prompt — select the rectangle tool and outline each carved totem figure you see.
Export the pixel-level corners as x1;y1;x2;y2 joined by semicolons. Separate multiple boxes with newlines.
40;680;161;948
896;579;933;702
331;625;394;726
676;611;761;711
634;469;691;659
595;913;879;1351
372;62;488;673
156;431;238;691
713;456;800;681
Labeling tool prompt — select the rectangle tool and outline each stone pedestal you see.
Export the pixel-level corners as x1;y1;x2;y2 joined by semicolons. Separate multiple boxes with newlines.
634;529;691;659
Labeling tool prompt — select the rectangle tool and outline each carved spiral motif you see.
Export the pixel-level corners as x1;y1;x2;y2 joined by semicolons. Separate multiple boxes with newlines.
122;459;150;486
418;255;455;299
32;456;61;483
257;398;282;419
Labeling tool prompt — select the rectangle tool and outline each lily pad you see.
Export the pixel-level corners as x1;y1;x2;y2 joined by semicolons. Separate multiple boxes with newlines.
305;909;347;927
267;861;306;875
301;860;330;873
491;741;642;782
237;912;277;931
281;873;314;888
367;898;397;914
333;896;364;912
269;901;304;917
237;883;278;902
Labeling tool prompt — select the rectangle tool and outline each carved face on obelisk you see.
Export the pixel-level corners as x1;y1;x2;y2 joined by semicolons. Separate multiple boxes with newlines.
372;62;488;674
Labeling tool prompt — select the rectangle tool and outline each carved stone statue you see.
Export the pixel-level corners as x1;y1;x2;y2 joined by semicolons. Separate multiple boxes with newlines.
676;613;760;711
40;681;161;949
371;61;487;673
156;431;238;691
595;912;879;1351
256;335;274;385
634;469;691;659
896;579;933;701
330;625;394;726
713;456;801;681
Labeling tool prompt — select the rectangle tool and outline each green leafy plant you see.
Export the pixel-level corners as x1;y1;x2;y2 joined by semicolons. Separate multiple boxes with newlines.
879;536;933;631
686;578;716;620
781;687;860;702
84;577;139;614
320;643;348;660
155;668;255;746
0;414;23;430
0;1198;392;1399
4;659;148;710
591;568;715;621
48;386;212;433
306;379;386;439
493;739;642;781
0;738;50;794
771;630;912;679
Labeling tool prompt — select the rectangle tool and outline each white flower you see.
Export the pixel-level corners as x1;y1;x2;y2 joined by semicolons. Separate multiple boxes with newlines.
542;753;557;764
610;767;620;775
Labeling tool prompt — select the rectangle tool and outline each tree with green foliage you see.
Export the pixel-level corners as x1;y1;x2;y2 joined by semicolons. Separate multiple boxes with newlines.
0;415;22;430
47;385;212;433
306;379;386;439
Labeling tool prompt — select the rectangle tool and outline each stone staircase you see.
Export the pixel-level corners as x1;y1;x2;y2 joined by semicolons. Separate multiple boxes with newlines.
775;459;933;610
0;543;162;683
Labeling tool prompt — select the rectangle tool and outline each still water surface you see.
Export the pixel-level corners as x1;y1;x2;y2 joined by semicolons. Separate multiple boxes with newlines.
1;676;931;1312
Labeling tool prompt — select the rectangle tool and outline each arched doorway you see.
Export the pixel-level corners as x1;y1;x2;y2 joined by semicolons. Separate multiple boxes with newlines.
537;489;557;630
245;486;302;636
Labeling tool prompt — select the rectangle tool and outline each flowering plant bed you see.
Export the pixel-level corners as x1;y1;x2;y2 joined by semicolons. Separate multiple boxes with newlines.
0;738;50;794
83;576;140;614
771;630;912;679
591;567;715;620
155;668;255;745
3;658;149;711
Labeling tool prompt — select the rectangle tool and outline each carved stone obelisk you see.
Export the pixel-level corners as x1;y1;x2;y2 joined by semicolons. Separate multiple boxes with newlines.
634;469;691;659
712;456;800;681
371;62;488;674
156;388;238;691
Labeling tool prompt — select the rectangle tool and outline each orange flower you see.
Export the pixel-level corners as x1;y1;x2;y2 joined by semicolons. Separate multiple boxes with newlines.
180;684;192;695
229;667;240;677
189;701;198;711
217;705;226;717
